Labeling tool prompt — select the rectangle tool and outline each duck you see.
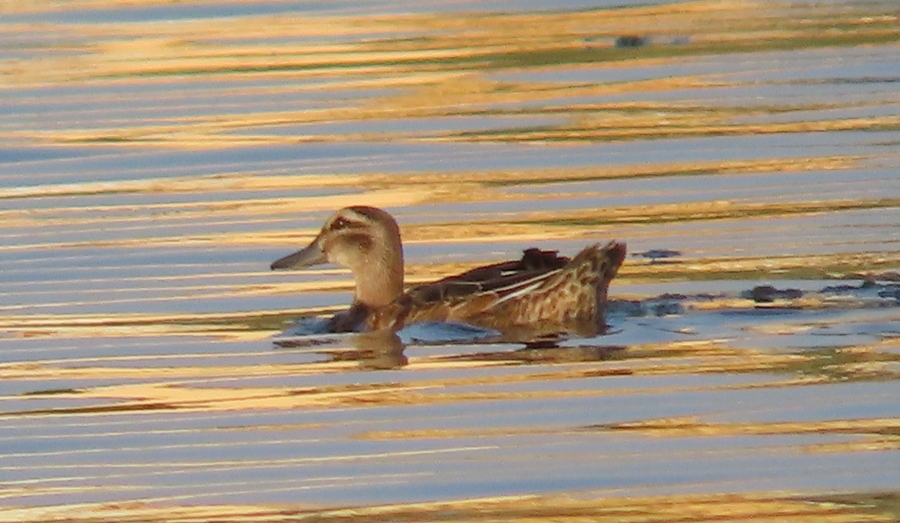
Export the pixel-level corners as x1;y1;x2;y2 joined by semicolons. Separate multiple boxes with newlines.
271;206;626;335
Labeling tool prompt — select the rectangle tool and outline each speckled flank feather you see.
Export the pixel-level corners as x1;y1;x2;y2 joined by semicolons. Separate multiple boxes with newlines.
411;242;626;331
271;206;626;335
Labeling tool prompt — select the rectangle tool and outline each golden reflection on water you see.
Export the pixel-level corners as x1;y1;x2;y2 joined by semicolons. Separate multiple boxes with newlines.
3;491;898;523
2;1;897;146
2;0;900;520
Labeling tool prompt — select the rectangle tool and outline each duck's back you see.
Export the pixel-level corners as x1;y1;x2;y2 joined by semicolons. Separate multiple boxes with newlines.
395;241;626;332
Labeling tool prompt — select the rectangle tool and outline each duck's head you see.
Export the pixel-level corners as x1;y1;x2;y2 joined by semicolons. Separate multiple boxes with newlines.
271;206;404;307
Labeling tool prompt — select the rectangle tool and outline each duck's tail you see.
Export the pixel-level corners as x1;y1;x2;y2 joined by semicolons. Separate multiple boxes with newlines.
584;241;627;322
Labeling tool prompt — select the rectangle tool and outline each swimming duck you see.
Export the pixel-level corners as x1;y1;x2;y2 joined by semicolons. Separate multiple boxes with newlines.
271;206;626;334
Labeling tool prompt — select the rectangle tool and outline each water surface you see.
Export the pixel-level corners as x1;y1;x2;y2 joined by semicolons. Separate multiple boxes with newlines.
1;0;899;521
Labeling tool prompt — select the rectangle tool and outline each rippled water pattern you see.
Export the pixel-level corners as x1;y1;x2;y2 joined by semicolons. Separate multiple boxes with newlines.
2;0;899;521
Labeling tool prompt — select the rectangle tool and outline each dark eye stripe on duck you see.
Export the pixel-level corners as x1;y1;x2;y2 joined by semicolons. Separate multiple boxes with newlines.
330;217;351;230
329;216;366;231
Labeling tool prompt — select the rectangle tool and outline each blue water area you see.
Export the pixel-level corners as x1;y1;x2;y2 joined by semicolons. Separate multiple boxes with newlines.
2;0;900;513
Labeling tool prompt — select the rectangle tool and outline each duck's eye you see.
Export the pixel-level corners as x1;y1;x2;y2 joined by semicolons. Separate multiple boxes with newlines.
331;217;350;230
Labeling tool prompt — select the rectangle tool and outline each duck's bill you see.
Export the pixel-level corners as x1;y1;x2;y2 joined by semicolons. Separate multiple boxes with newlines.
270;244;327;270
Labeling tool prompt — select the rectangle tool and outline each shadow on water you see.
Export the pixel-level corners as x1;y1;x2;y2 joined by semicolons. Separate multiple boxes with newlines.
267;277;900;375
274;321;626;370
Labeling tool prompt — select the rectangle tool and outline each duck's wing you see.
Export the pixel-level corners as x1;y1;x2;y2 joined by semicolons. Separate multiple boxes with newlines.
435;247;570;285
400;242;626;329
408;247;570;302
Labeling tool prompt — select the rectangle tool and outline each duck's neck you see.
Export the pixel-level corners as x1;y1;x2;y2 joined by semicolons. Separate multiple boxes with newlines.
352;244;404;308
